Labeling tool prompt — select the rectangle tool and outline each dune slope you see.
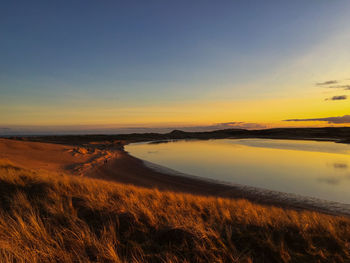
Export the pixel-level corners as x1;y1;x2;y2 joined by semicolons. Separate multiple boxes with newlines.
0;160;349;262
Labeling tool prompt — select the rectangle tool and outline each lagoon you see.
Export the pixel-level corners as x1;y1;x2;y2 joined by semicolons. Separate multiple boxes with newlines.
126;139;350;204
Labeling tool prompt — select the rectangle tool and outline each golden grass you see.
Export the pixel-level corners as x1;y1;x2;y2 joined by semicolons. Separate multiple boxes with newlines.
0;160;349;262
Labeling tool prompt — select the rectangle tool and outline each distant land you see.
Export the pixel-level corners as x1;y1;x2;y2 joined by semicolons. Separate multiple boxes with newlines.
7;127;350;145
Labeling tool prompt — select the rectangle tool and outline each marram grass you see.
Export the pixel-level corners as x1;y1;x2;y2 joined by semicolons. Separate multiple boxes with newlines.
0;160;349;263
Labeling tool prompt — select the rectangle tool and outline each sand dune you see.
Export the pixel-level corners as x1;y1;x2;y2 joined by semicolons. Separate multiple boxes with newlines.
0;138;114;176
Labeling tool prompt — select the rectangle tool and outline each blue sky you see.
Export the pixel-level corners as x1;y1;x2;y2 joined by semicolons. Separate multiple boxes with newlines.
1;1;350;131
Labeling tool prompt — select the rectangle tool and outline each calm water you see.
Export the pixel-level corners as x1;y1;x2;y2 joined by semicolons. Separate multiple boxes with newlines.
126;139;350;204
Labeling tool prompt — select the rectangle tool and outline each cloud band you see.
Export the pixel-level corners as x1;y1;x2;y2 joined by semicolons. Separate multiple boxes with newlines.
284;115;350;124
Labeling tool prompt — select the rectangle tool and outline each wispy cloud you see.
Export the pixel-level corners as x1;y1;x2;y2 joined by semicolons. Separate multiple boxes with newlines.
315;78;350;90
284;115;350;124
327;85;350;90
316;80;338;86
325;95;347;101
210;122;267;130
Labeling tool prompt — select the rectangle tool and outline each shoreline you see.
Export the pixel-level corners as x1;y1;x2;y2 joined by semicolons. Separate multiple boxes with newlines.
141;157;350;217
2;133;350;217
85;141;350;217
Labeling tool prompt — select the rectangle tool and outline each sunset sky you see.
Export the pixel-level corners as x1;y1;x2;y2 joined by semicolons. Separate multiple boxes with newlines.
1;1;350;134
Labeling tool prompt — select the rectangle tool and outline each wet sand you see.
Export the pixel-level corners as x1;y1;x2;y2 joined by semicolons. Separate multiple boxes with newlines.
1;138;349;217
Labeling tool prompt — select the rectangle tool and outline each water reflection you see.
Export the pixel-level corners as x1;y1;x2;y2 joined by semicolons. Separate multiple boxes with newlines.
318;174;350;185
333;163;348;169
318;162;350;185
126;139;350;203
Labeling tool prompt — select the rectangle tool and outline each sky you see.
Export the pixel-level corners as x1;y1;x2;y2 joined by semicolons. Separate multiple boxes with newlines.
1;1;350;134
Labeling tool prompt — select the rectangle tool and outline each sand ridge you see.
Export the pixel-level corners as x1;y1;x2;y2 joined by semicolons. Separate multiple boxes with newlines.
0;138;117;176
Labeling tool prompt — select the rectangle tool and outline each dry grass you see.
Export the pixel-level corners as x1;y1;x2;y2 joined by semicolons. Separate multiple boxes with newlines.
0;160;349;263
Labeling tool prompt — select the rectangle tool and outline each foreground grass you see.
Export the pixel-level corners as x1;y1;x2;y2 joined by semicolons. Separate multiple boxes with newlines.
0;160;349;262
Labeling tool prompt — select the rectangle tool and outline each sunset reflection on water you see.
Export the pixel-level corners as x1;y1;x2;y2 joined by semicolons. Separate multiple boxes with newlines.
126;139;350;204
